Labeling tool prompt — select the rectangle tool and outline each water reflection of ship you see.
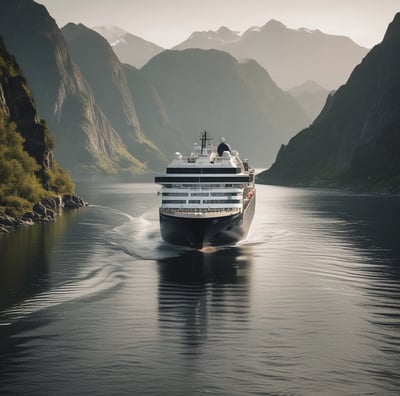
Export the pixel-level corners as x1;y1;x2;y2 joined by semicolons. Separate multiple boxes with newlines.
157;247;252;350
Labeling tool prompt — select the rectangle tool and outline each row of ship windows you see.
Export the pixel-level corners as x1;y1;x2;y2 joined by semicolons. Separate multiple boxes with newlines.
162;199;242;204
162;192;241;197
166;167;241;174
155;177;250;183
163;184;241;188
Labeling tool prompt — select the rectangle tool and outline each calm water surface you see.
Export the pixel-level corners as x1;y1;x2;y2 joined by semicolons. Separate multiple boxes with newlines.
0;180;399;395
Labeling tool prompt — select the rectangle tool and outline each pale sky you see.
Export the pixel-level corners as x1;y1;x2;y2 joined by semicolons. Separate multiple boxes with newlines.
37;0;399;48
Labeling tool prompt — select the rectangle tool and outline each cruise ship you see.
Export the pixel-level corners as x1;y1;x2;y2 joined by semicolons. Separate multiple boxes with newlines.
155;131;256;248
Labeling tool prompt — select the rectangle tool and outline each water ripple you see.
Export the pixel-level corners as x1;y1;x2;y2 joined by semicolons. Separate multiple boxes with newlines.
0;260;126;325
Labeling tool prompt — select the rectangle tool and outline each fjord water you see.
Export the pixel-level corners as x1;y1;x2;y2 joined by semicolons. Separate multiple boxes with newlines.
1;180;399;395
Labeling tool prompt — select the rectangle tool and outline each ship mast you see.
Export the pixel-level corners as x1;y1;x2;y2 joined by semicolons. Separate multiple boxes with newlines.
200;130;212;156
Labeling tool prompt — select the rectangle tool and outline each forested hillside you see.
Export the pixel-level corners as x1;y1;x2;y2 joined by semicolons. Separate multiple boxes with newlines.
0;38;73;216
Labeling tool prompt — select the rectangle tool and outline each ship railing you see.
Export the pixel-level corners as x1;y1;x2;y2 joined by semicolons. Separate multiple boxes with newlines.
166;184;248;189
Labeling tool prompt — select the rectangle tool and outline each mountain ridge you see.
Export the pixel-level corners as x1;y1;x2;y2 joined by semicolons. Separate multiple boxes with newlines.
257;13;400;192
173;20;368;90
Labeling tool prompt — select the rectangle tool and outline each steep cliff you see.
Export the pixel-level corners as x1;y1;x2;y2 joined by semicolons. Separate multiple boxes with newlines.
0;0;145;174
258;13;400;192
0;37;74;215
61;23;166;169
0;39;51;171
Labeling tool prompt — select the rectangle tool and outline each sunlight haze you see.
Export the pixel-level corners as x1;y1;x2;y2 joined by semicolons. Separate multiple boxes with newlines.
37;0;399;48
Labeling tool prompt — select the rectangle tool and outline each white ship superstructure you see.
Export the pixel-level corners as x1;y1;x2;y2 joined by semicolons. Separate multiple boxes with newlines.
155;131;255;248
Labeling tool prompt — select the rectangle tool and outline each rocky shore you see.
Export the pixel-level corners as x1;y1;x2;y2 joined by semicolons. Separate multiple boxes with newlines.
0;194;88;233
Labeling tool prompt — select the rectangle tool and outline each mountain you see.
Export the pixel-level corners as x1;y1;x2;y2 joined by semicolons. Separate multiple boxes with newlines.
93;25;165;68
174;26;240;50
173;20;368;90
61;23;165;169
63;24;311;167
135;48;309;166
0;0;147;175
0;37;74;215
257;13;400;192
288;81;331;120
122;64;187;158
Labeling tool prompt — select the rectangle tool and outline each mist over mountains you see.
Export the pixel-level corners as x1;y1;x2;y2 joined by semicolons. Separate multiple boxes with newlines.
94;20;367;91
93;26;165;68
258;13;400;192
173;20;368;90
288;81;331;120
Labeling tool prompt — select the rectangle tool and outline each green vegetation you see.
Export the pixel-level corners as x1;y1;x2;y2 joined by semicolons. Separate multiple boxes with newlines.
0;119;74;216
43;162;75;195
41;119;55;150
0;37;75;218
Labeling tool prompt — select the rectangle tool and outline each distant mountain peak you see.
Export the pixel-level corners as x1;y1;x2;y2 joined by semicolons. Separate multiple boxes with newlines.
187;27;239;42
263;19;287;30
63;22;91;39
217;26;232;33
242;19;287;36
289;80;328;93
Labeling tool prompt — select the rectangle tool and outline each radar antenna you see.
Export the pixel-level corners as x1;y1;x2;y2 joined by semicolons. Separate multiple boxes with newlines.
200;130;212;156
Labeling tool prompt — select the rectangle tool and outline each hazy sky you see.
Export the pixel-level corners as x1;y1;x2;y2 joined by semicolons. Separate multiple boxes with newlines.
37;0;399;48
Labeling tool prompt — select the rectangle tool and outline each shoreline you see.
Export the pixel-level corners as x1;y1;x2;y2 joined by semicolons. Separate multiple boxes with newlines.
0;194;88;233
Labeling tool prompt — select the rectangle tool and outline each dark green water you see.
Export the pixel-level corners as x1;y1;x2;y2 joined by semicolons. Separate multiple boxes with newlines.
1;180;399;395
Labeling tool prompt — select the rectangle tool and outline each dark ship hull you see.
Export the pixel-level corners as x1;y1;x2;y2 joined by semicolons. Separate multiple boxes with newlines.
160;194;255;248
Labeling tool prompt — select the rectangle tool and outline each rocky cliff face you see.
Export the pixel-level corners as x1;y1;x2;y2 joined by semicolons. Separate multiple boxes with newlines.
0;36;80;223
257;13;400;192
0;37;53;173
0;0;146;174
61;23;166;169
